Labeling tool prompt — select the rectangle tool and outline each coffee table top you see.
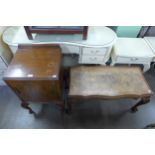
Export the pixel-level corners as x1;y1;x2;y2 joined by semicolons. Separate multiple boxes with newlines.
69;66;152;98
3;45;61;80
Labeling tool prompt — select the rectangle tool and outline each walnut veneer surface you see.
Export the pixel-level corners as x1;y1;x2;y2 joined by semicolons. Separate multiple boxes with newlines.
4;45;61;80
3;45;63;104
69;66;152;98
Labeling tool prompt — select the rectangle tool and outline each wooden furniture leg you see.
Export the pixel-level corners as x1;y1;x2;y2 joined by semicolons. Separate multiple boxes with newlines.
24;26;33;40
67;101;72;114
131;97;150;112
21;101;35;114
65;96;72;114
63;68;71;114
59;103;65;112
83;26;88;40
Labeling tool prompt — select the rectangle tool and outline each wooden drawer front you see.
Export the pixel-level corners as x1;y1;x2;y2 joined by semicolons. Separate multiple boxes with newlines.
5;80;62;102
116;56;152;64
81;56;105;64
82;47;107;56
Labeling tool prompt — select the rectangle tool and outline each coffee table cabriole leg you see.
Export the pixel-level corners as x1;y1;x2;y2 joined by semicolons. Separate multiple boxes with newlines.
131;96;150;112
21;100;35;114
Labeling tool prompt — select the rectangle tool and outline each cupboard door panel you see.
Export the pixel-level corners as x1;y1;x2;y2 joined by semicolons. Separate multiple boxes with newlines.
5;80;62;102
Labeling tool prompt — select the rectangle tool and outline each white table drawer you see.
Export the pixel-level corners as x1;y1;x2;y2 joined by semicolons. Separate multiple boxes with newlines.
82;47;107;55
116;56;152;64
80;56;105;64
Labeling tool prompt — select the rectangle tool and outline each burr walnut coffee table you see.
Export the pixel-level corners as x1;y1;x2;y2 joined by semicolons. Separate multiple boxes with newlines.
68;66;152;112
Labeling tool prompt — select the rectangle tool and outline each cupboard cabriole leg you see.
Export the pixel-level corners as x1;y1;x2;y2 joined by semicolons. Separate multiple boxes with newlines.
66;99;72;114
60;103;65;112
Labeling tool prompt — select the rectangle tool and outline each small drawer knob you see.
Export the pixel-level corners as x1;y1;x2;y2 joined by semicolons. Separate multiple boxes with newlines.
90;57;97;61
131;58;138;61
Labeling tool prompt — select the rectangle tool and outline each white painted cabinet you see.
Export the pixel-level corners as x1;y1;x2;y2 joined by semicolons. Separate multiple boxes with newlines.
111;38;155;72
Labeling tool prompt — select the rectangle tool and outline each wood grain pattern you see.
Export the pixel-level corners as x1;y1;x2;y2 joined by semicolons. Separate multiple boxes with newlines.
3;45;64;111
69;66;152;99
3;45;61;80
5;80;62;103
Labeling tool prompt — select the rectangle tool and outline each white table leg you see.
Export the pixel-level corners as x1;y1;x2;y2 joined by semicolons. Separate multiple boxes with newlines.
143;63;150;72
110;58;116;66
110;62;115;66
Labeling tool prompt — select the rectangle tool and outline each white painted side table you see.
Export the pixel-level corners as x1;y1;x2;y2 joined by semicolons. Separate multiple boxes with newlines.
144;37;155;62
111;38;155;72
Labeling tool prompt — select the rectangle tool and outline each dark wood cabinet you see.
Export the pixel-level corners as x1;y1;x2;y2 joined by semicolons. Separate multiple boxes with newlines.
3;45;64;113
